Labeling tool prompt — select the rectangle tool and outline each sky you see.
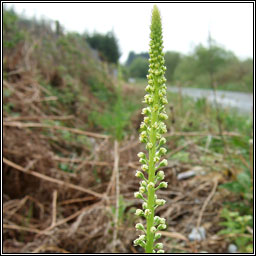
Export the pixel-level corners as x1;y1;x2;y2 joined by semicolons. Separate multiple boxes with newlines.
5;2;253;64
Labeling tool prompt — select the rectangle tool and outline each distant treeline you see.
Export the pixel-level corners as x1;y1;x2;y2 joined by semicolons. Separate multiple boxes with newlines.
125;42;253;92
4;6;252;92
85;31;120;64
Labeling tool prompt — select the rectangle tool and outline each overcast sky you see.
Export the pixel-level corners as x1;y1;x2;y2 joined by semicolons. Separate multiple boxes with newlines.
5;2;253;63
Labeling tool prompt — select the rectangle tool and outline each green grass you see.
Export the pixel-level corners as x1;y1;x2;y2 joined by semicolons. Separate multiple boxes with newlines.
129;78;252;93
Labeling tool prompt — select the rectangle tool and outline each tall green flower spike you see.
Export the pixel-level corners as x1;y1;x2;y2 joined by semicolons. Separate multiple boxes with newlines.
134;5;168;254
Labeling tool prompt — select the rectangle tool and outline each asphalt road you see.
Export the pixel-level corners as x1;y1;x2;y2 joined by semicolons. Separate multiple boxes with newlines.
168;87;253;115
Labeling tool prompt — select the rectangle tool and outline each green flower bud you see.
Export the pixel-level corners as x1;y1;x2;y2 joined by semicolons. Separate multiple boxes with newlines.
141;131;147;137
142;107;151;115
154;216;161;224
134;239;140;246
139;186;146;193
161;88;166;95
155;243;163;249
154;156;160;163
136;223;145;231
137;152;146;158
159;123;167;134
145;85;152;92
146;142;153;149
142;202;148;209
153;122;158;129
147;182;155;190
135;171;144;179
139;134;147;143
139;158;147;164
156;133;162;140
159;137;166;146
141;164;149;172
155;199;166;206
155;233;162;240
150;226;157;233
158;181;168;189
161;84;167;90
161;97;168;104
156;170;165;180
159;218;166;224
155;70;160;76
139;234;146;241
135;209;144;216
144;94;153;104
158;224;166;230
141;180;147;187
159;113;168;120
134;192;144;199
140;122;147;130
148;79;153;85
159;159;168;167
144;116;150;124
157;249;165;253
159;147;167;155
144;209;151;216
153;104;159;111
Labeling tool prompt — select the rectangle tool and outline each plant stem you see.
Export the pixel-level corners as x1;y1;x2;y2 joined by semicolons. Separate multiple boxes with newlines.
146;92;158;253
134;6;168;253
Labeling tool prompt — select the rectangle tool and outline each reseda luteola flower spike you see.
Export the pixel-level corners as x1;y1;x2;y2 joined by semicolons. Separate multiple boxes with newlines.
134;5;168;254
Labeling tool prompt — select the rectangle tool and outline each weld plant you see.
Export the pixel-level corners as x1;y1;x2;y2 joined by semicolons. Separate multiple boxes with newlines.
134;5;168;254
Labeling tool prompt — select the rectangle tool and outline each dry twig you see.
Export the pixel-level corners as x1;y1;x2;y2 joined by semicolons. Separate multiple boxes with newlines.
3;121;109;139
3;157;104;198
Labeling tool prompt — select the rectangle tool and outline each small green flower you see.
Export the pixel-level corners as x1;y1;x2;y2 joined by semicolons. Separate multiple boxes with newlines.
155;199;166;206
155;233;162;240
139;186;146;194
158;147;167;155
138;152;146;158
156;171;165;180
135;170;144;178
135;209;144;216
150;226;157;233
141;164;149;172
157;181;168;189
145;209;152;216
155;243;163;250
142;202;148;209
157;224;167;230
147;182;155;190
158;159;168;168
136;223;146;232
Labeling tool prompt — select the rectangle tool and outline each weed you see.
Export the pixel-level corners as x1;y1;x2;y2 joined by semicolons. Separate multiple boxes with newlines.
134;6;168;253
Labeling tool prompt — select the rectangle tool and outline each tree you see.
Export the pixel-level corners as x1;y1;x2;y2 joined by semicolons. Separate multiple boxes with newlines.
86;31;120;64
126;51;136;66
164;51;180;82
126;51;149;66
173;55;196;85
194;43;235;76
129;57;148;78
